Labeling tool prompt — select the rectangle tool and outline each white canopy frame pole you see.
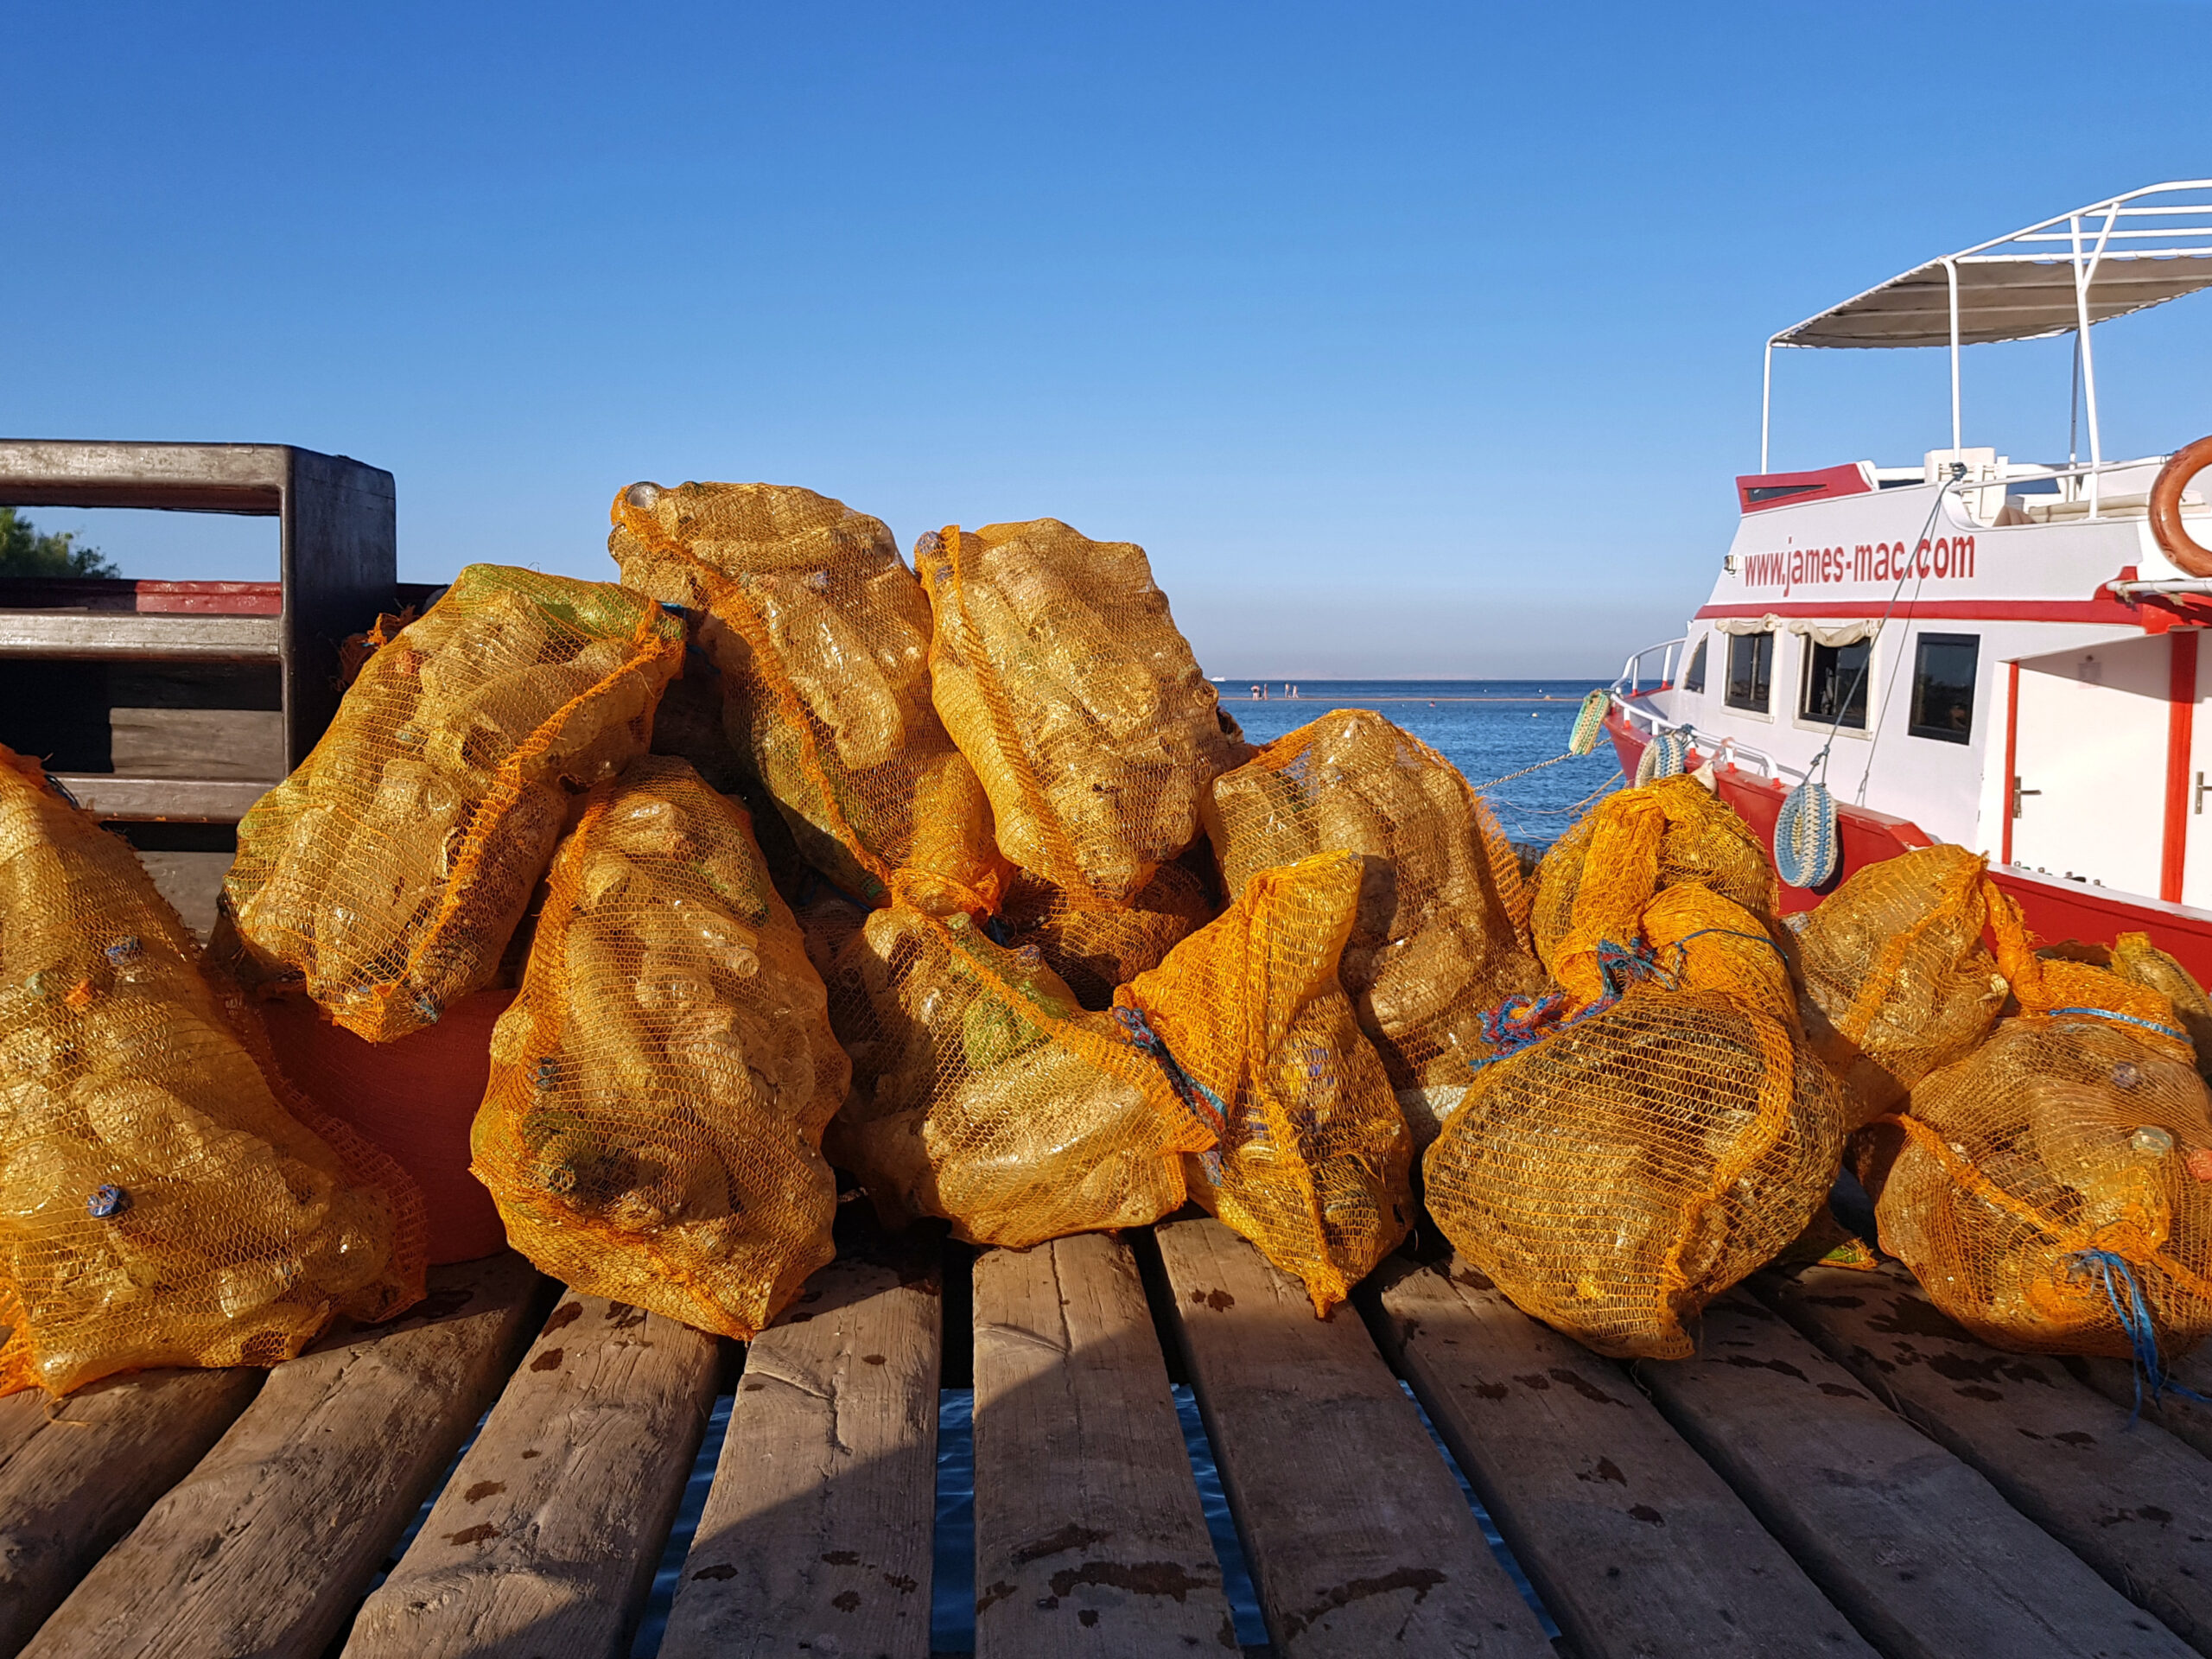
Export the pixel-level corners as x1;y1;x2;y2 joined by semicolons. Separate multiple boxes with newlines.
1944;258;1961;451
1761;340;1775;471
2071;206;2119;518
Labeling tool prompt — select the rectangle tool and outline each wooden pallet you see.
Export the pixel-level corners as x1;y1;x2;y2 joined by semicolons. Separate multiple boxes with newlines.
3;1222;2207;1659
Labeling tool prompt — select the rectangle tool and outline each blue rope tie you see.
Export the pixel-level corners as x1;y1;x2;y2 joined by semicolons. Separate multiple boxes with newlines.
1469;938;1675;1072
2045;1007;2191;1044
2069;1249;2212;1426
1112;1005;1228;1183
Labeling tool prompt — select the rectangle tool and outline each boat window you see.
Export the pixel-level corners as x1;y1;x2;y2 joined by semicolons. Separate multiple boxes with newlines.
1683;636;1707;694
1800;639;1870;729
1725;631;1772;712
1910;633;1979;744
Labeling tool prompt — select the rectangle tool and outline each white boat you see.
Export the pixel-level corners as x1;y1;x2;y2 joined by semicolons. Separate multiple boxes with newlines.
1606;181;2212;980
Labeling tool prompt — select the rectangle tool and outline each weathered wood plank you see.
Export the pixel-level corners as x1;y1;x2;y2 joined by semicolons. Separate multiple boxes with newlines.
1638;1289;2194;1659
2069;1345;2212;1462
971;1232;1236;1658
342;1292;720;1659
0;1369;260;1659
658;1235;939;1659
1366;1255;1872;1659
20;1253;543;1659
1153;1216;1553;1659
1763;1261;2212;1655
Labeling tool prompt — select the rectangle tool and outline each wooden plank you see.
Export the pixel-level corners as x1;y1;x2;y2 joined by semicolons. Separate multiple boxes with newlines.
1637;1289;2195;1659
343;1293;721;1659
658;1235;939;1659
1764;1262;2212;1655
2069;1345;2212;1462
20;1252;543;1659
1366;1255;1872;1659
1153;1216;1553;1659
971;1232;1236;1658
0;1369;260;1659
0;613;283;660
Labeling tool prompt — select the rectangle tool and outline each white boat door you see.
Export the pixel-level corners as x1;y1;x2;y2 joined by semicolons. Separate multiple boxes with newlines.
2007;633;2173;899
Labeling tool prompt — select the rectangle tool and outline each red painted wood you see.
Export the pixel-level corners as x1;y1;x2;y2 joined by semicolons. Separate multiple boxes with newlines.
0;577;283;615
2164;631;2198;905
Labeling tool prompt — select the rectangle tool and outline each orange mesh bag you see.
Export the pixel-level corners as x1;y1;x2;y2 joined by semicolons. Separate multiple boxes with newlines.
221;564;683;1042
916;521;1246;908
470;757;848;1339
1859;901;2212;1357
1530;776;1777;981
1201;709;1543;1147
0;749;425;1397
608;482;1008;918
1790;845;2010;1128
824;906;1217;1247
996;860;1219;1012
1423;881;1845;1359
1116;851;1413;1314
2112;932;2212;1082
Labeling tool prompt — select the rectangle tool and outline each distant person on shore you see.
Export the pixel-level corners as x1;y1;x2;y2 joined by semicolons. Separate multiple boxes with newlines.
1251;683;1265;701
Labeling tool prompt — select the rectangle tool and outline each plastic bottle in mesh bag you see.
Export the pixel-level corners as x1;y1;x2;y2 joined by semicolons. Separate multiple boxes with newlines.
1424;869;1844;1360
220;565;685;1042
608;482;1009;918
915;521;1246;909
1201;709;1542;1147
1116;850;1413;1314
824;905;1218;1247
1789;844;2011;1128
0;748;427;1397
1530;775;1777;981
996;860;1221;1012
1859;899;2212;1357
470;758;847;1338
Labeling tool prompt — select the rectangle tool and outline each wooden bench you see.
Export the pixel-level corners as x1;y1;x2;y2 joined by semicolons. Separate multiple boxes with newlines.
4;1217;2208;1659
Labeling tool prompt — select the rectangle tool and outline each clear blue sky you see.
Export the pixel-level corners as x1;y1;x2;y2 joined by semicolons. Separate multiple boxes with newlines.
8;3;2211;677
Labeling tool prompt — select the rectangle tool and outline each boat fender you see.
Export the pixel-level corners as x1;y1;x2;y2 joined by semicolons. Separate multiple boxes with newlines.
2150;435;2212;578
1774;779;1840;890
1634;729;1690;785
1568;689;1610;755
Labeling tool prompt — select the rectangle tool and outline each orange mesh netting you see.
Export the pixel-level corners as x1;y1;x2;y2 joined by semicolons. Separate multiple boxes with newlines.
0;748;426;1397
824;904;1217;1248
1858;893;2212;1357
1423;882;1845;1359
1116;850;1413;1314
2110;933;2212;1082
220;564;683;1043
1201;709;1543;1147
1531;777;1777;993
470;758;847;1338
916;521;1246;909
1790;845;2009;1128
608;482;1008;918
997;860;1220;1012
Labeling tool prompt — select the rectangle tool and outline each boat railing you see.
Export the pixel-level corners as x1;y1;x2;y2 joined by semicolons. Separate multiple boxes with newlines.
1614;637;1684;696
1605;690;1813;787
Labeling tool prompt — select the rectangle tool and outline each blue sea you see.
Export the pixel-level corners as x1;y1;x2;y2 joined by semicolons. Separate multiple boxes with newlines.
1218;678;1622;848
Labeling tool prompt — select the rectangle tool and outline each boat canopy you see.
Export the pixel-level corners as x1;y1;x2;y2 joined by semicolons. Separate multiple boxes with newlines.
1761;181;2212;472
1773;181;2212;349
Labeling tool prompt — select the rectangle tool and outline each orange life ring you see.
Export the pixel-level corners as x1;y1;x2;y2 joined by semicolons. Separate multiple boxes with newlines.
2150;435;2212;577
